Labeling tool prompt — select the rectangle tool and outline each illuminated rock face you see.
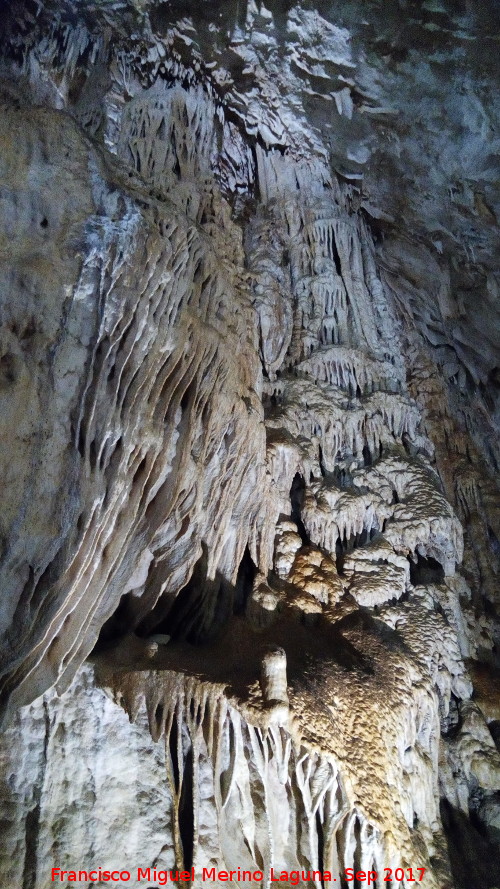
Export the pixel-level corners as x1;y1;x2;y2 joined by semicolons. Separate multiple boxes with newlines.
0;2;499;888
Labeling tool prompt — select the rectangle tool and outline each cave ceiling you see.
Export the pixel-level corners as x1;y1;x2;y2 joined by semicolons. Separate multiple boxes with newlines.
3;0;499;455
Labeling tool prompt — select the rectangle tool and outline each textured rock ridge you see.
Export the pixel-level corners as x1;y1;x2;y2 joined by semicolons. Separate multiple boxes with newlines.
0;2;499;888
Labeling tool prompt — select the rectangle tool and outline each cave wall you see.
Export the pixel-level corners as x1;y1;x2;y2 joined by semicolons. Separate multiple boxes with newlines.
0;2;499;888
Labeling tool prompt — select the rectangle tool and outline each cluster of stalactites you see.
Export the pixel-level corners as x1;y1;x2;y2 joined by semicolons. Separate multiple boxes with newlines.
0;98;266;720
107;669;394;884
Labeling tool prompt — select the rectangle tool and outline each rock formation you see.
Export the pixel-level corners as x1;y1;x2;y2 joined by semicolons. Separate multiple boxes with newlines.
0;1;499;888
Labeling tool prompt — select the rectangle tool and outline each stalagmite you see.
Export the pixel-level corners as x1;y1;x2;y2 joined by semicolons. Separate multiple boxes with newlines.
260;648;289;712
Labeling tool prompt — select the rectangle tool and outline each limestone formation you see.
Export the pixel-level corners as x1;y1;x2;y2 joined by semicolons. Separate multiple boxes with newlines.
0;2;499;888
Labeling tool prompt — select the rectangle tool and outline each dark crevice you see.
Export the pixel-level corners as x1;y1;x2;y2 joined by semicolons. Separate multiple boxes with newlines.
132;455;148;487
488;720;500;751
137;544;235;644
178;745;194;870
441;800;500;889
94;591;138;647
169;718;180;793
180;384;192;414
233;546;257;615
336;525;371;560
154;702;164;734
316;811;324;882
290;473;310;545
318;444;327;477
353;816;362;887
409;554;445;586
23;805;41;889
331;234;342;276
336;542;345;576
77;425;86;458
89;437;97;471
335;468;352;487
358;528;369;546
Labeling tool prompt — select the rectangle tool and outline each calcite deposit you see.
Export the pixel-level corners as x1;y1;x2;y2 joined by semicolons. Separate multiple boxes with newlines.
0;1;499;888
